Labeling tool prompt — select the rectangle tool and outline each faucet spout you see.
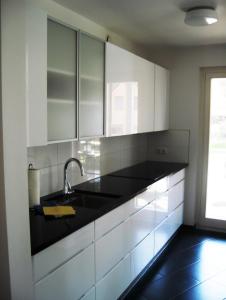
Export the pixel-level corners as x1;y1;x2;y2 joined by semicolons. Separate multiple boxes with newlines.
63;158;84;194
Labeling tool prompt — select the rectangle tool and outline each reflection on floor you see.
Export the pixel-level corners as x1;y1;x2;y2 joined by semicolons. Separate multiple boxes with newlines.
125;226;226;300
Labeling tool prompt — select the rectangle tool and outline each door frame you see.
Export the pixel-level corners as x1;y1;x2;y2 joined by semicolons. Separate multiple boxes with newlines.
197;67;226;232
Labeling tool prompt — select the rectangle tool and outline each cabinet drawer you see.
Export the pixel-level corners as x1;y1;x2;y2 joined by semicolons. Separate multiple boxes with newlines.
126;185;156;215
95;204;126;240
95;220;130;281
96;254;131;300
169;169;185;188
33;223;94;282
34;244;95;300
154;204;183;255
168;180;184;214
154;191;169;227
81;286;95;300
155;177;169;196
131;231;154;280
128;201;155;249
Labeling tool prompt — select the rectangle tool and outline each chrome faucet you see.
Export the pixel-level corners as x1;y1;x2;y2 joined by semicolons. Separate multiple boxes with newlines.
63;158;84;194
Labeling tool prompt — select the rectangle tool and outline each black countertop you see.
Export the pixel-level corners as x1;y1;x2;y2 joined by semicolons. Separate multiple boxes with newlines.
30;161;188;255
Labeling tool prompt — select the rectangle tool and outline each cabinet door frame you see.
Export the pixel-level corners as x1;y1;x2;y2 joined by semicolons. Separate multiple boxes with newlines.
78;30;106;140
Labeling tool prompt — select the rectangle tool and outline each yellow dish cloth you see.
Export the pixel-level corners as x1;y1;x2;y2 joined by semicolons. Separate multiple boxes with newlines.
43;206;76;217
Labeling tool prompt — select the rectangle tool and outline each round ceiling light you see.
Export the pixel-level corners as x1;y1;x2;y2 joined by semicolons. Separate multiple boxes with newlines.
184;7;218;26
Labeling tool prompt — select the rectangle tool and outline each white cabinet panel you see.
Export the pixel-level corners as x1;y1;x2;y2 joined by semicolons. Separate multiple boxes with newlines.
106;42;154;137
128;201;155;249
154;192;169;227
169;203;184;235
155;176;169;197
26;5;47;146
95;204;126;240
81;286;95;300
154;217;171;256
96;254;131;300
33;223;94;282
131;232;154;280
168;180;184;214
125;185;155;216
34;244;95;300
95;220;130;281
154;65;169;131
154;204;183;255
169;169;185;189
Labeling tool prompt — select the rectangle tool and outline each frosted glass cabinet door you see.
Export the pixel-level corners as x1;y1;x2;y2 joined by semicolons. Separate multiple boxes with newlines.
79;33;105;138
47;20;77;142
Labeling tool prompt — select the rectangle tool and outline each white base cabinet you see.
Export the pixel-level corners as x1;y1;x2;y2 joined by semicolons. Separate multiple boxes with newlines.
34;244;95;300
96;255;131;300
33;169;185;300
131;231;155;280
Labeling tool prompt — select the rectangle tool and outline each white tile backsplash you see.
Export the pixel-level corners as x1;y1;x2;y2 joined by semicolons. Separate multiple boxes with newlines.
27;133;149;196
27;130;190;197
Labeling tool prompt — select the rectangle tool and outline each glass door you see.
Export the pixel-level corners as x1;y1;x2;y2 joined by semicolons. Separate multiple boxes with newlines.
198;69;226;231
47;20;77;142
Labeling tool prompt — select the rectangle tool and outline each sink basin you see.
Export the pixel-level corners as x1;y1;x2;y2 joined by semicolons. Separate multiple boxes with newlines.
43;190;121;210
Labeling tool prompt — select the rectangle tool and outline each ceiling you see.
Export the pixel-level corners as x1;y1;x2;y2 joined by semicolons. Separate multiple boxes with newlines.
54;0;226;47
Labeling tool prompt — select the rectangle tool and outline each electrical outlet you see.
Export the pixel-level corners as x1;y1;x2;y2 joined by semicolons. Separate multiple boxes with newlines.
156;147;168;155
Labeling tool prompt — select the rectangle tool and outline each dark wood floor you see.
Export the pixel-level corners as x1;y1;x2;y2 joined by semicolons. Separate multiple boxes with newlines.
125;226;226;300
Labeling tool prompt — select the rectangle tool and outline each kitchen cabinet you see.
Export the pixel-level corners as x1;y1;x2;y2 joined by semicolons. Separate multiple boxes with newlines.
106;42;155;136
154;64;170;131
26;5;47;147
154;204;183;255
131;231;155;280
33;169;185;300
27;15;105;146
95;219;131;281
32;223;94;282
96;254;131;300
34;244;95;300
47;20;77;142
79;33;105;138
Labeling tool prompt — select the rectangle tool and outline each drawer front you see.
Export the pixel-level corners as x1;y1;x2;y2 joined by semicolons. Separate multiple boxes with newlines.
81;286;95;300
168;180;184;214
95;204;126;240
169;169;185;188
95;220;130;281
154;217;172;256
155;176;169;196
34;244;95;300
33;223;94;282
131;231;154;280
96;254;131;300
154;204;183;255
154;191;169;227
169;203;184;235
125;184;156;217
128;201;155;249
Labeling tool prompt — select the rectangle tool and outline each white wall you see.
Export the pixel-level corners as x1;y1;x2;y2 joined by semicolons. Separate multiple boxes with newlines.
1;0;34;299
148;44;226;225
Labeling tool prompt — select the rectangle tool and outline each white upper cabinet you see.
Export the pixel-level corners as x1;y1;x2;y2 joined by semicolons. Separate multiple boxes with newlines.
106;42;155;137
154;64;170;131
47;20;77;143
26;5;47;147
79;33;105;138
